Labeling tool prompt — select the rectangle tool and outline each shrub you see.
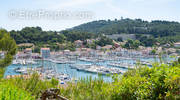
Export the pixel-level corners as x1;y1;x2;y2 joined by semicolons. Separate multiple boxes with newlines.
0;82;35;100
59;62;180;100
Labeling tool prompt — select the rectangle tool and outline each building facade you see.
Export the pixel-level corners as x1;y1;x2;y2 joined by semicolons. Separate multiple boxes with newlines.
41;48;50;59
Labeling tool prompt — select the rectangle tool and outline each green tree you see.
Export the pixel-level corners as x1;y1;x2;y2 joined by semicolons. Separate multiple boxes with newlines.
33;46;40;53
124;39;141;49
0;29;17;68
151;49;156;55
96;36;113;46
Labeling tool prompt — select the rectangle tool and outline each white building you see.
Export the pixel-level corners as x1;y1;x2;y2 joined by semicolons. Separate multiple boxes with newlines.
41;48;50;59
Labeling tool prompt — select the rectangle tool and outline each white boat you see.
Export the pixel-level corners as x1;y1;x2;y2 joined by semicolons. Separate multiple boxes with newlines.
108;62;135;69
25;59;37;65
70;64;123;74
12;59;37;65
12;60;20;65
15;67;28;74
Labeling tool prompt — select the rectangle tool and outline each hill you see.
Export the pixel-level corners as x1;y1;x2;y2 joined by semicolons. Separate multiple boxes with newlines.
8;18;180;49
71;18;180;37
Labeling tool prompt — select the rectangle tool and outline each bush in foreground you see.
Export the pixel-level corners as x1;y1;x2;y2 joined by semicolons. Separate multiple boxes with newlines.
0;82;35;100
0;60;179;100
59;62;180;100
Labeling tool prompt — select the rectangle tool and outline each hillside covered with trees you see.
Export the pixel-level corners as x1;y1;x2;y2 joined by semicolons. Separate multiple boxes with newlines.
9;27;97;51
70;18;180;44
10;27;96;45
7;18;180;51
71;18;180;36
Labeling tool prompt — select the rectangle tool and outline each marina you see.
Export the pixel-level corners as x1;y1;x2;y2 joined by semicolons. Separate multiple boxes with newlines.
3;47;177;83
4;53;175;83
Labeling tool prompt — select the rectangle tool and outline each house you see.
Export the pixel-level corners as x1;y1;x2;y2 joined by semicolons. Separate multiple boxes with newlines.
24;48;32;54
16;52;30;59
113;41;120;48
96;45;101;50
174;42;180;47
63;50;70;55
22;48;32;58
41;48;50;59
74;40;83;47
86;39;94;44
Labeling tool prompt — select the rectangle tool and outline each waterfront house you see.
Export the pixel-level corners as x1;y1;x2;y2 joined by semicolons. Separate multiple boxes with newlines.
41;48;50;59
63;50;70;55
74;40;83;47
16;52;30;59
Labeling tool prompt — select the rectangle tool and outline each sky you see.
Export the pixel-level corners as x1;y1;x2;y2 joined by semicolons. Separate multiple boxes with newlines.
0;0;180;31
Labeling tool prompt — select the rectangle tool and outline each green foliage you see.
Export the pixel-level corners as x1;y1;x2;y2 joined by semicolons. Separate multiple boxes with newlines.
0;60;179;100
0;82;35;100
33;46;40;53
59;61;180;100
72;18;180;37
10;27;96;51
8;19;180;49
62;30;96;42
11;26;96;45
72;18;180;46
136;34;157;47
151;49;156;55
0;68;5;79
157;35;180;45
117;37;123;42
0;73;58;99
95;36;114;46
51;77;59;86
123;39;141;49
112;63;180;100
10;27;65;44
85;41;97;49
0;29;17;68
59;76;111;100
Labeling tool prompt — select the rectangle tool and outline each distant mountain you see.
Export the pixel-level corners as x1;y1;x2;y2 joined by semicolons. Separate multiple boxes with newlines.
70;18;180;37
